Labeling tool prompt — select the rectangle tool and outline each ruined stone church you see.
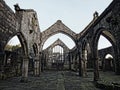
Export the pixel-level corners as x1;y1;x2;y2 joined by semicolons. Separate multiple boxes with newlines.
0;0;120;89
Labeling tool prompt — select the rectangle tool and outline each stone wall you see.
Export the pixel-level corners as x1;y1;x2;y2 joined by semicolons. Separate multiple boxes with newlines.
17;9;40;54
0;0;16;51
0;0;41;79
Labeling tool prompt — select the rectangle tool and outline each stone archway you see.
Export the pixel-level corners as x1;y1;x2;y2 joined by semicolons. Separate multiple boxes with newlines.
98;46;114;70
17;33;28;55
45;39;69;52
43;39;70;70
4;32;28;58
103;54;114;71
40;20;77;51
92;27;117;81
0;32;29;80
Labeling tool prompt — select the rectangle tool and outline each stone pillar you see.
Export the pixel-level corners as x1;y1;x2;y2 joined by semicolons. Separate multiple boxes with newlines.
82;60;87;77
16;55;22;76
80;51;85;77
116;57;120;75
78;51;82;76
82;50;87;77
93;57;99;81
80;59;84;76
20;55;29;82
39;52;42;73
114;41;120;74
87;55;93;68
34;54;40;76
0;52;5;79
40;52;44;72
45;54;48;68
68;52;71;70
102;59;105;71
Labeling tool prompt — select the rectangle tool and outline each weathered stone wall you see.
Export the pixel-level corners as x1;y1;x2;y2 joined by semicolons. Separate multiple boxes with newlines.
17;9;40;55
75;0;120;80
15;6;41;79
98;47;113;69
43;39;70;70
0;0;120;81
0;0;41;80
0;0;17;79
0;0;16;51
0;0;41;55
98;46;113;60
40;20;77;50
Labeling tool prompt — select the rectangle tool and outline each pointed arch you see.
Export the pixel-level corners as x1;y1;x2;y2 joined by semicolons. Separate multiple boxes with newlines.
17;32;28;55
4;32;28;56
92;27;117;80
92;27;116;58
40;20;77;50
45;39;69;52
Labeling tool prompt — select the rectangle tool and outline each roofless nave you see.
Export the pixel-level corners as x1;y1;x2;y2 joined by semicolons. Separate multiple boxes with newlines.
0;0;120;89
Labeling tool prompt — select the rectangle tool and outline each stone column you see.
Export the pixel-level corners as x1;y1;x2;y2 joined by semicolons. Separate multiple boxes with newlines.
116;56;120;75
93;57;99;81
0;52;5;79
78;50;82;76
83;50;87;77
45;54;48;68
80;50;85;77
16;55;22;76
39;52;42;73
82;61;86;77
40;52;44;72
34;54;40;76
68;52;71;70
20;55;29;82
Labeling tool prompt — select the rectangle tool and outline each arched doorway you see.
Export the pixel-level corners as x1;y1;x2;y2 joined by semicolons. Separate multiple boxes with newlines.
103;54;114;71
50;45;64;70
40;20;76;51
93;28;116;81
43;33;75;50
42;33;75;71
0;33;28;79
4;35;22;77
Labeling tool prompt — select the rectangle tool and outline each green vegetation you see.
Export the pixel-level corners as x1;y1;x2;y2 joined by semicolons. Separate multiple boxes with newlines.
5;44;21;51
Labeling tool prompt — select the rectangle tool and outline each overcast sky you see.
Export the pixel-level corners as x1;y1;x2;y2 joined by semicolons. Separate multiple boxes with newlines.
5;0;113;49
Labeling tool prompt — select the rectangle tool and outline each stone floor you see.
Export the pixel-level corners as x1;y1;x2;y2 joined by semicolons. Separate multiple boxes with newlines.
96;71;120;89
0;70;101;90
99;71;120;84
